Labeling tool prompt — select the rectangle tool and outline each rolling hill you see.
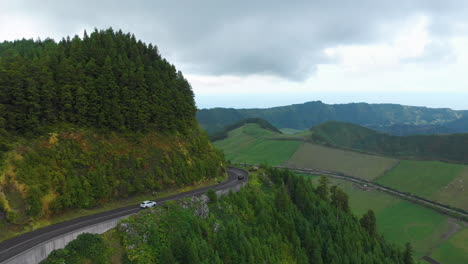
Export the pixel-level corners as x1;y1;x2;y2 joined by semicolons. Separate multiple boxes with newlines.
197;100;468;135
308;121;468;163
0;29;224;238
213;122;301;166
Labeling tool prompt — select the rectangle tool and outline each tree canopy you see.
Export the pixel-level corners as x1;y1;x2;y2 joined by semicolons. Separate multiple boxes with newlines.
0;28;196;135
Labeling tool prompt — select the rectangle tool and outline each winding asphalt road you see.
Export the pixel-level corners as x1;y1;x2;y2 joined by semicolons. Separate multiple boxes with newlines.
0;167;248;263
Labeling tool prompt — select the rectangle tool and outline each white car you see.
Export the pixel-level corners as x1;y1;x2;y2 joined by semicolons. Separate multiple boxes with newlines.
140;200;157;209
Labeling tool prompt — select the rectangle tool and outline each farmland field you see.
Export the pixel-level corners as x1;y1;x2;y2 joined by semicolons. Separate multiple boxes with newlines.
285;143;399;180
214;124;302;166
432;167;468;211
429;227;468;264
300;173;463;262
376;160;468;210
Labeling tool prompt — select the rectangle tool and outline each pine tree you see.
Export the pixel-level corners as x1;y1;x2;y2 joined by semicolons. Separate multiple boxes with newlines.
316;176;329;201
403;242;414;264
360;210;377;237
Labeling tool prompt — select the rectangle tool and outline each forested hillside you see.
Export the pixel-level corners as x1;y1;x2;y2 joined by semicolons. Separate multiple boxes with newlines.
197;101;467;135
0;29;195;134
309;121;468;163
43;168;413;264
0;29;224;230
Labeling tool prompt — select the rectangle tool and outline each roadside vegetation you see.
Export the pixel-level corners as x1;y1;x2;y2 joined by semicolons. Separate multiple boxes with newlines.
43;168;413;264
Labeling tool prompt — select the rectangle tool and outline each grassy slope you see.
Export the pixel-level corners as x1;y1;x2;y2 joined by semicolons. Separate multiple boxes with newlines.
429;227;468;264
376;160;468;210
214;124;302;166
300;173;461;262
432;167;468;211
285;143;398;180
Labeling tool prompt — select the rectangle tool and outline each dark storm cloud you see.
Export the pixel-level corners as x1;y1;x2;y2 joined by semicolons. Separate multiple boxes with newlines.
8;0;468;80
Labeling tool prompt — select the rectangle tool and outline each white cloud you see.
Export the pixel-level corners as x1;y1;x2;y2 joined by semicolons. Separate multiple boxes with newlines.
323;15;431;73
2;0;468;109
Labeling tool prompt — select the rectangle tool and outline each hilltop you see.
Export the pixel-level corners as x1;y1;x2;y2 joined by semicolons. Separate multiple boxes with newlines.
197;100;468;136
0;29;224;236
210;118;282;141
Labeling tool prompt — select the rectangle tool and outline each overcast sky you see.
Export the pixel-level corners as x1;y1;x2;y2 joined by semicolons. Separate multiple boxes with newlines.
2;0;468;110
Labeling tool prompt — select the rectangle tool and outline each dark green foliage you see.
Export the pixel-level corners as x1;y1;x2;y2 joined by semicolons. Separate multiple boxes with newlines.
210;118;282;141
403;243;414;264
369;115;468;135
316;175;329;201
330;185;350;213
309;121;468;163
115;168;410;264
0;28;196;135
26;186;43;218
197;100;467;136
206;189;217;204
41;233;109;264
360;210;377;237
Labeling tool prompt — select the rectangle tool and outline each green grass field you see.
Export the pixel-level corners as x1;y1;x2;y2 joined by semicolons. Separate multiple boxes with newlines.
300;173;463;262
285;143;399;180
432;167;468;211
216;124;467;263
376;160;468;210
279;128;304;134
429;227;468;264
214;124;302;166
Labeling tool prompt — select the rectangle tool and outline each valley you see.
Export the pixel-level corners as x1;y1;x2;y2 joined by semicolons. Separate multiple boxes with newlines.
214;120;468;263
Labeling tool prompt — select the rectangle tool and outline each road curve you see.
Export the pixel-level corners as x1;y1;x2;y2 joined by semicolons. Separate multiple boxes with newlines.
0;167;248;263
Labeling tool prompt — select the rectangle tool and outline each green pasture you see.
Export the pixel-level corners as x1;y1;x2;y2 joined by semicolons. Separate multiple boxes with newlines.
429;227;468;264
285;143;399;180
376;160;468;210
300;173;461;261
214;124;302;166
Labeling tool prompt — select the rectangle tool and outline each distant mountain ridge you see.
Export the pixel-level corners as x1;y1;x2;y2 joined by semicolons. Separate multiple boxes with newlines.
197;101;468;135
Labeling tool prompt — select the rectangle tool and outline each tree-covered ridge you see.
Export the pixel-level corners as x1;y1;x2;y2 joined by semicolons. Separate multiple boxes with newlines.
197;101;467;136
44;168;413;264
0;28;196;135
0;29;225;229
309;121;468;163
